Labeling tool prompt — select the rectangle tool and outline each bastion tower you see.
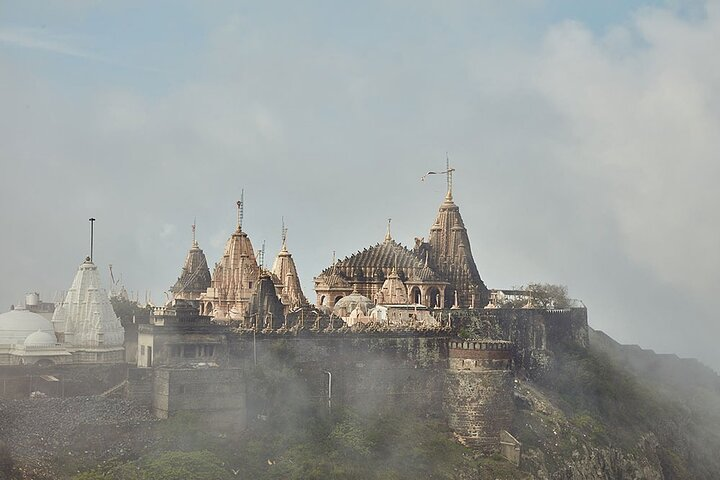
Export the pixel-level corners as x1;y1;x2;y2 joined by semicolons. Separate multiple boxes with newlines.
444;339;514;452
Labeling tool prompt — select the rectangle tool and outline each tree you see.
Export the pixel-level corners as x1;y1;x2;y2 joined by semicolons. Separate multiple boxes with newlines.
526;283;570;309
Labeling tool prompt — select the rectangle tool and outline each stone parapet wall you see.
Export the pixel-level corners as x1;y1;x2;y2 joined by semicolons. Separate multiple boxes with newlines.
445;307;588;374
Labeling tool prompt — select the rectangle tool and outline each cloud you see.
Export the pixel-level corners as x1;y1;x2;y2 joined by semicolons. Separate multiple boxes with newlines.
0;1;719;370
532;5;720;305
0;26;103;60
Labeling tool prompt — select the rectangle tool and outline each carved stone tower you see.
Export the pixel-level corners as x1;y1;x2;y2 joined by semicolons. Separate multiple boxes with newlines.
271;225;309;315
426;188;489;308
171;223;211;303
200;200;261;321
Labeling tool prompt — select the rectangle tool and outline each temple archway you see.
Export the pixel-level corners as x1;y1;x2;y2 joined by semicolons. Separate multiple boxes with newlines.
410;286;422;305
444;288;456;309
426;287;441;308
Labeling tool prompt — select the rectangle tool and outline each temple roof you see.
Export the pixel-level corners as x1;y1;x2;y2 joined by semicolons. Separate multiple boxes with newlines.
271;239;308;309
52;257;125;348
333;239;424;271
171;244;212;295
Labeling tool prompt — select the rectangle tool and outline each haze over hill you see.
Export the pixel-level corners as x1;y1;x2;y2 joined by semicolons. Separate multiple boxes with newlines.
1;1;719;370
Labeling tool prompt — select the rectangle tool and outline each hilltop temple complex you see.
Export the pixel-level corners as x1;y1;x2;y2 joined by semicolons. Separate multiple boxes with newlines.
314;175;489;312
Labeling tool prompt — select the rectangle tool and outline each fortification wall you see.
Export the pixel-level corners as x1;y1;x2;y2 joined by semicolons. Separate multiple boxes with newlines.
151;368;246;429
0;363;128;399
448;307;588;374
443;340;514;453
228;334;450;415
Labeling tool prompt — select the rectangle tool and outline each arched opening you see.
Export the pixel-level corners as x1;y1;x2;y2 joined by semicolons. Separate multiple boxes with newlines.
320;295;327;306
410;287;421;304
444;288;456;309
205;302;214;316
426;287;440;308
334;296;343;306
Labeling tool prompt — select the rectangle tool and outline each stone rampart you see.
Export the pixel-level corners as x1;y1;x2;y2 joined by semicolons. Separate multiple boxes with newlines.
151;368;246;429
444;339;514;453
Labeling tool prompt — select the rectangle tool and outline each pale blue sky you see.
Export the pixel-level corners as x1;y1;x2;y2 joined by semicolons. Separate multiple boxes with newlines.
2;1;719;370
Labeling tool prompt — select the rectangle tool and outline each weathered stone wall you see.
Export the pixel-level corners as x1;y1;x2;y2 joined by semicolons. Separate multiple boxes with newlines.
443;340;514;453
151;368;246;429
125;366;153;405
228;334;450;416
0;363;127;399
450;307;588;374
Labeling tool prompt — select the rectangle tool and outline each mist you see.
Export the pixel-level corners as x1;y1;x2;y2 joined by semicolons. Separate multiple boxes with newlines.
1;1;719;370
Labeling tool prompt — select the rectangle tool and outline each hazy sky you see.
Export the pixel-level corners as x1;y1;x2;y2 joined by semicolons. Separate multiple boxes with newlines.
1;1;718;370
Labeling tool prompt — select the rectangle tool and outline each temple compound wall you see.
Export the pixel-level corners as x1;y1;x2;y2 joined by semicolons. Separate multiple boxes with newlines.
450;307;589;375
127;306;588;453
151;368;246;429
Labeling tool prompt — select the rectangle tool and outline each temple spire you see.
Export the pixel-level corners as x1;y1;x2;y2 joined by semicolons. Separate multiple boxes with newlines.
385;218;392;242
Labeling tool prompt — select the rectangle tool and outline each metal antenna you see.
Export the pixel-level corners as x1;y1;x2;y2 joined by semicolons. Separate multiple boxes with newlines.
258;241;266;270
89;218;96;262
281;217;288;251
237;189;244;231
446;153;454;200
192;218;197;246
420;154;456;200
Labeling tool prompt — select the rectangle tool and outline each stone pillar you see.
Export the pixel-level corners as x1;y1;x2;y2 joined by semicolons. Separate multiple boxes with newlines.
444;339;514;453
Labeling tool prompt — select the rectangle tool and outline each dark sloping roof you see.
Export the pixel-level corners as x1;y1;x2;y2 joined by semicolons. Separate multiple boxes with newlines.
171;245;212;294
336;240;424;270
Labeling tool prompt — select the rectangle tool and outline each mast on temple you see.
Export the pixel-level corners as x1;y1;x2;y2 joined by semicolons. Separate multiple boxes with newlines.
421;154;455;201
89;217;96;262
385;218;392;242
237;189;244;232
421;155;489;308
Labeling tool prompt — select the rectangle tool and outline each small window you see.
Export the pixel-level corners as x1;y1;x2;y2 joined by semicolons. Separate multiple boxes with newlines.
203;345;215;357
248;281;253;289
183;345;196;358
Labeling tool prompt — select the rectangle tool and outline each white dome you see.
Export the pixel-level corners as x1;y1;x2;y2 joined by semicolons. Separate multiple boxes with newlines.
333;292;374;316
0;308;56;345
24;330;58;347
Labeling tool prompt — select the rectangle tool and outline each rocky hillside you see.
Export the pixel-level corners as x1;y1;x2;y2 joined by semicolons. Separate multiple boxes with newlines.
1;329;719;479
510;329;720;479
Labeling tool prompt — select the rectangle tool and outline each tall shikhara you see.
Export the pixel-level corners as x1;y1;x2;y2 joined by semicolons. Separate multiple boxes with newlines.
200;207;261;321
171;224;211;302
271;229;308;315
423;188;489;308
52;257;125;360
314;170;489;310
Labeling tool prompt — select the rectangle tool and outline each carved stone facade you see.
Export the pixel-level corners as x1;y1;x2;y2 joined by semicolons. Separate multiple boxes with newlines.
170;227;211;304
315;189;489;310
270;233;309;315
199;223;261;321
52;257;125;363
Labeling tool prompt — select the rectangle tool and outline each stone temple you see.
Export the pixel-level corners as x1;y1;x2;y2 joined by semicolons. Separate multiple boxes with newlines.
314;181;489;311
